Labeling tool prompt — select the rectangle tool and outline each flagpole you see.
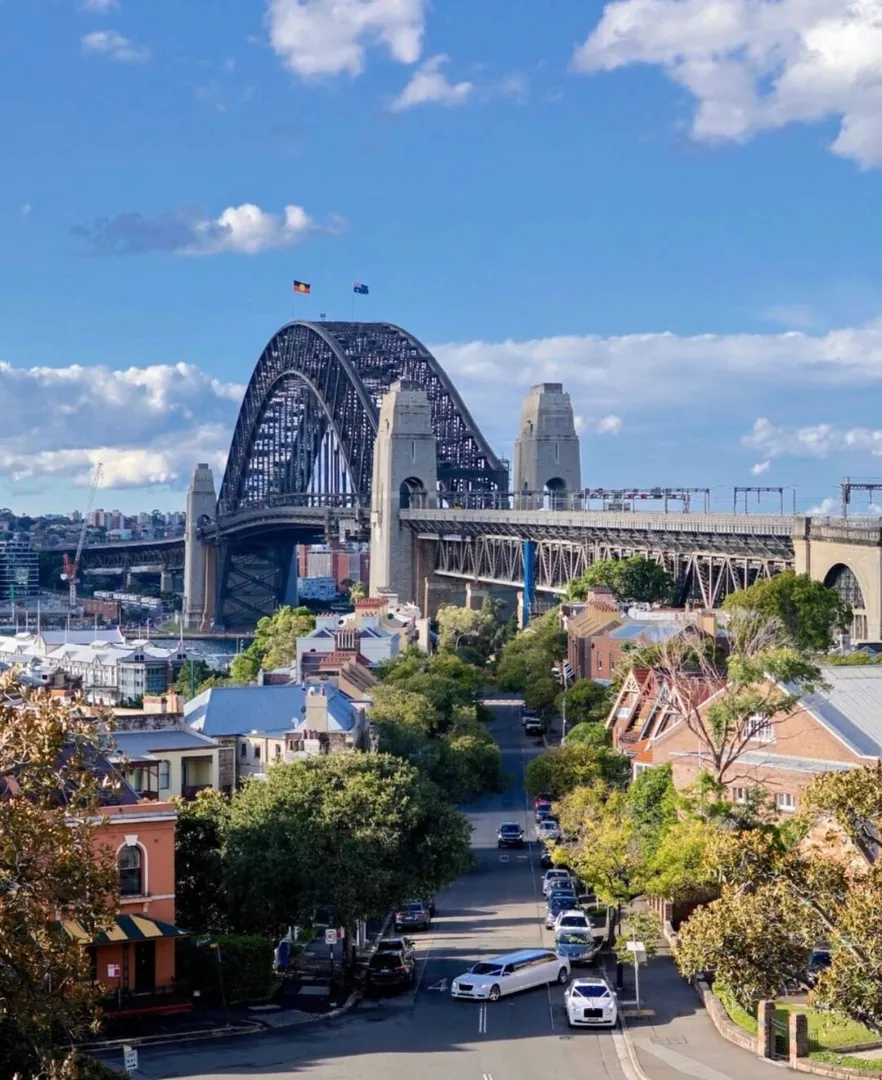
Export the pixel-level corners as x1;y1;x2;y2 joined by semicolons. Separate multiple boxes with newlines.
351;290;355;322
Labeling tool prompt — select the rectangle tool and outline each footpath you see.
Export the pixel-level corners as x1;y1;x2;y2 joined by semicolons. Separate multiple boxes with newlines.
622;945;792;1080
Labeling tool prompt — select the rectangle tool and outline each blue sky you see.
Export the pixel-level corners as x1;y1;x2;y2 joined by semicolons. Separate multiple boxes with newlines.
3;0;882;516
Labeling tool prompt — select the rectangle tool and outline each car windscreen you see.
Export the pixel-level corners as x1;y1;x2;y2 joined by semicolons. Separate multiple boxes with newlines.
571;984;610;998
559;916;588;926
470;963;503;976
500;824;521;833
370;954;402;969
406;902;424;912
557;933;593;945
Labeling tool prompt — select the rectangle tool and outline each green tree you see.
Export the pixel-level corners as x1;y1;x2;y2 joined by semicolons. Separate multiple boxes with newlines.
525;742;630;799
676;763;882;1031
557;786;644;904
222;754;472;936
496;609;566;713
557;679;612;727
368;685;440;735
613;909;661;965
565;721;614;748
0;678;119;1075
174;658;213;700
627;762;677;852
566;556;674;604
228;605;317;682
724;570;851;653
435;602;497;659
348;581;367;603
642;817;721;903
173;789;230;933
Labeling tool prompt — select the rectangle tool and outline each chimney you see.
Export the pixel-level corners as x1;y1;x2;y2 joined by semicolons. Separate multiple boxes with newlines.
305;685;330;733
699;612;718;638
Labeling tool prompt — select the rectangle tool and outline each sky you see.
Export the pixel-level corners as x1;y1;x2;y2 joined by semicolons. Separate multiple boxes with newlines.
3;0;882;517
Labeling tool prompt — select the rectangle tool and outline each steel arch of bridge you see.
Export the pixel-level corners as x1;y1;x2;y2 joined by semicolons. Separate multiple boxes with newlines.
218;321;507;517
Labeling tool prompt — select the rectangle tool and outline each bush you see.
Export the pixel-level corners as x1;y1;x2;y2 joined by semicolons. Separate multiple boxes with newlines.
191;934;277;1005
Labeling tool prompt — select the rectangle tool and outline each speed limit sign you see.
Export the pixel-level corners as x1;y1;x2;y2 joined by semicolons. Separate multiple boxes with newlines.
324;928;338;945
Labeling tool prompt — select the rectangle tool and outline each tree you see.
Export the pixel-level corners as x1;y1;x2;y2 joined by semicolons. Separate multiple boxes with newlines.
525;742;630;799
676;763;882;1032
0;678;119;1075
229;605;317;682
173;789;230;934
642;817;721;903
349;581;367;603
435;603;496;658
556;679;612;727
724;570;851;653
556;786;644;904
222;754;472;936
368;685;440;735
565;722;614;748
496;609;567;713
619;609;823;785
566;557;674;604
174;658;212;700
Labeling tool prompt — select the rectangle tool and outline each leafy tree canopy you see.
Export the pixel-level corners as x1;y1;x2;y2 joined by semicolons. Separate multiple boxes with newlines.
566;556;674;605
229;605;316;682
496;609;566;713
525;742;630;800
0;678;119;1076
565;721;613;748
724;570;850;653
558;679;613;727
173;658;213;700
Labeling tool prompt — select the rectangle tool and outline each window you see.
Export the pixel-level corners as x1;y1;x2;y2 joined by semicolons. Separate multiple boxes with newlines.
746;715;774;743
733;787;749;804
776;792;796;812
158;760;170;790
239;742;247;759
254;744;261;761
118;845;142;896
275;743;282;759
597;656;604;671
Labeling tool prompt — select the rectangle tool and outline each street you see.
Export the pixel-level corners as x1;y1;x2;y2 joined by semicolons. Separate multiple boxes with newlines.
119;702;637;1080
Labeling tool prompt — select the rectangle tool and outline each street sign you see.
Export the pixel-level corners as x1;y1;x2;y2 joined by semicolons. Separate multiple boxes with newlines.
107;963;121;978
324;928;338;945
123;1046;138;1074
626;941;645;952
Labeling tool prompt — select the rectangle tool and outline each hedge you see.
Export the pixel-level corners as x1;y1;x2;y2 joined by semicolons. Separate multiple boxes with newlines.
191;934;277;1005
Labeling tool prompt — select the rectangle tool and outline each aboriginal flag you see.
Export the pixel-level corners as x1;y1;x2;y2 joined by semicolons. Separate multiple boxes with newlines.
292;280;311;295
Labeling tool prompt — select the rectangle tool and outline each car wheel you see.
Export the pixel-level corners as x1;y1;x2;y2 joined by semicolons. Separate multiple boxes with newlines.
488;985;501;1003
557;967;569;985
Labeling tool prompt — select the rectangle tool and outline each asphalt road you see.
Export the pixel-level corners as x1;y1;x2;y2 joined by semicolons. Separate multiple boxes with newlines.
121;702;637;1080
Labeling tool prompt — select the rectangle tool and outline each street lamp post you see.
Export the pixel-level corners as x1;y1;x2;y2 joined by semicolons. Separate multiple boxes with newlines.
551;660;574;743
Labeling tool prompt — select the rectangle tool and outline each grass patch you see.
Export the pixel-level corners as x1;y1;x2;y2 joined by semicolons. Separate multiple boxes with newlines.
715;986;881;1053
811;1051;882;1073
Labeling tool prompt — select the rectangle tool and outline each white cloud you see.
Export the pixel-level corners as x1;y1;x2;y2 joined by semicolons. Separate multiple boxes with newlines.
267;0;426;78
81;0;119;11
81;29;149;63
743;417;882;459
751;460;771;475
573;0;882;168
807;497;840;515
0;362;242;491
390;55;473;111
72;201;342;256
593;414;624;435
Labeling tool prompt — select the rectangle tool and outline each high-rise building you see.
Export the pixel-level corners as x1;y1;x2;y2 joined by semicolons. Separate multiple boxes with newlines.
0;533;39;599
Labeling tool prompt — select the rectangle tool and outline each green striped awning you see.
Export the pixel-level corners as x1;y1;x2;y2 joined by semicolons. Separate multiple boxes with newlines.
61;914;188;945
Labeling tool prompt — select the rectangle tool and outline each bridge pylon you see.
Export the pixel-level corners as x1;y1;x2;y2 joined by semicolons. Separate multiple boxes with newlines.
183;463;217;630
513;382;581;506
369;381;437;604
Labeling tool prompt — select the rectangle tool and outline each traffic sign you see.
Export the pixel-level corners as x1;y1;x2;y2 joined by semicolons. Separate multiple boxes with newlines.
123;1046;138;1074
324;928;338;945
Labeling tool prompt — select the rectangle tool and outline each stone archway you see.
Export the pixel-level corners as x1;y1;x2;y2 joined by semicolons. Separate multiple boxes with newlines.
824;563;868;640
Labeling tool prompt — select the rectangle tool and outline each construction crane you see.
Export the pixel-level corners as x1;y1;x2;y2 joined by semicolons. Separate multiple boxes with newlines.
61;462;102;609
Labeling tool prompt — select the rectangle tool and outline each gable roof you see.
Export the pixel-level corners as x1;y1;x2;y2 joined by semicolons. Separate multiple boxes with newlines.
184;683;358;736
798;666;882;758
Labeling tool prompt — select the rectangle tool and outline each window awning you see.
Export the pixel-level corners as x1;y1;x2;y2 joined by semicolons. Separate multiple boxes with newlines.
60;914;189;945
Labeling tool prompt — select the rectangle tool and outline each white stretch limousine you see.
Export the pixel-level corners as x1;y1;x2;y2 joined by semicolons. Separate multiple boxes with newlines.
451;949;571;1002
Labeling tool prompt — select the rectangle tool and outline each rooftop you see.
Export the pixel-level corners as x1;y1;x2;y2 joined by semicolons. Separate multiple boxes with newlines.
797;665;882;758
184;683;358;736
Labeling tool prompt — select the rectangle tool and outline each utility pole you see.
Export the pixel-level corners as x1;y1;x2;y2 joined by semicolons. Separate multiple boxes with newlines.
552;660;574;743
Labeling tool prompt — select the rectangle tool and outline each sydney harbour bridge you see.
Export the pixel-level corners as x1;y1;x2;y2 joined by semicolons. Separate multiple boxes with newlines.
78;320;882;639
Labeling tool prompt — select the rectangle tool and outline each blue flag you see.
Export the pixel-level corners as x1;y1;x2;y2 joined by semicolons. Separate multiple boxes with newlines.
353;282;369;295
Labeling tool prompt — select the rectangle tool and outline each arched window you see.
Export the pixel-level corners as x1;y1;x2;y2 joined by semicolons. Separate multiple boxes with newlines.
118;845;143;896
824;564;865;610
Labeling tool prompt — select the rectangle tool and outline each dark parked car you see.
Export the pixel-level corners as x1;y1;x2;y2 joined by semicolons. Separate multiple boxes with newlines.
394;900;432;931
540;848;555;870
536;805;554;825
807;949;832;984
497;822;525;848
366;950;415;990
525;717;544;737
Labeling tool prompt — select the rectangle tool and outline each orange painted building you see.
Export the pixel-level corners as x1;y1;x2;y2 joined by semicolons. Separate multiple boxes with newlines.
63;796;184;1005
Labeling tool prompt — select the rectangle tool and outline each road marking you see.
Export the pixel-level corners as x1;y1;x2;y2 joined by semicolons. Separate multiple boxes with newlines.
498;854;510;863
478;1004;488;1034
516;854;529;860
482;1074;494;1080
427;978;448;992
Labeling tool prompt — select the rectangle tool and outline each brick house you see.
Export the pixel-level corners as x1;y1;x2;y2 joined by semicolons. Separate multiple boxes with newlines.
608;664;882;815
565;589;622;680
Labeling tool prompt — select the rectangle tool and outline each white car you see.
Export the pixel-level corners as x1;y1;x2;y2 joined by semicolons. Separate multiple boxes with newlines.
542;869;573;896
554;910;592;934
564;977;618;1027
538;819;562;842
451;949;570;1002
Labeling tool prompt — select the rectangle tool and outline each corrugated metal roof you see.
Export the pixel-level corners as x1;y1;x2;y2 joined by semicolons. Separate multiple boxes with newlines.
798;666;882;758
185;684;357;736
673;749;857;775
110;728;218;758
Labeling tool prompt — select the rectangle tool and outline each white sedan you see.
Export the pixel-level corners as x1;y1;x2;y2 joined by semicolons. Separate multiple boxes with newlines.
564;977;619;1028
542;869;573;896
554;910;592;934
538;819;561;842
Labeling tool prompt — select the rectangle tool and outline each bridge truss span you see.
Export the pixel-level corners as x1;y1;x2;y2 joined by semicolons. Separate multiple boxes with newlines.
404;509;798;608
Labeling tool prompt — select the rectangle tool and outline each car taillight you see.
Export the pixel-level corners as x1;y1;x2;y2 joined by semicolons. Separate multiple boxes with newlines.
396;966;408;972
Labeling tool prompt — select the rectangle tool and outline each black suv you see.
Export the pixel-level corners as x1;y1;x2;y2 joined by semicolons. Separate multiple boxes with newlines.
366;950;415;990
497;822;525;848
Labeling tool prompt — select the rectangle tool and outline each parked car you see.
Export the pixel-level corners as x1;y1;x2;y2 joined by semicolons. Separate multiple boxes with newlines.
376;937;416;964
451;949;570;1002
524;717;544;736
554;910;592;934
555;930;597;965
564;977;618;1027
545;899;579;929
542;869;573;895
535;801;553;824
366;950;415;990
533;793;553;808
394;900;432;931
497;822;525;848
807;949;832;985
539;848;555;870
522;712;542;729
538;819;561;842
546;887;578;906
